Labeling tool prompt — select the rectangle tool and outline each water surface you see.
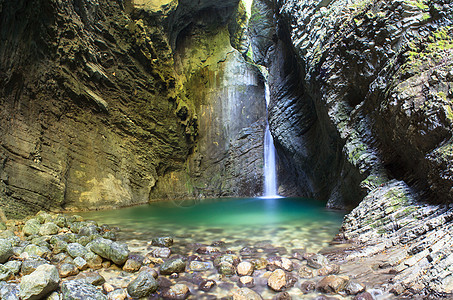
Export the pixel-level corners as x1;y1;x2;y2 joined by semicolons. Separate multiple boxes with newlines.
79;197;345;253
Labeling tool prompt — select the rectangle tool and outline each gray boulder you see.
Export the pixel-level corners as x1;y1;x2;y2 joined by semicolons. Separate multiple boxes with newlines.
87;238;129;265
127;271;159;298
66;243;89;258
19;264;60;300
160;258;186;275
39;223;59;236
61;279;106;300
0;239;13;263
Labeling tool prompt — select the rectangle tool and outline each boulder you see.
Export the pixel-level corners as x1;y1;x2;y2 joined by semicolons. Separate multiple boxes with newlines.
307;254;329;269
21;258;47;275
238;276;255;288
19;264;59;300
345;281;366;295
0;282;19;300
160;258;186;275
23;220;40;237
188;261;214;272
0;239;13;263
67;243;89;258
39;223;59;236
4;260;21;275
126;271;159;298
58;263;79;278
73;257;88;270
150;247;171;258
23;244;50;258
87;238;129;265
75;271;105;286
0;265;12;281
61;279;107;300
123;258;142;273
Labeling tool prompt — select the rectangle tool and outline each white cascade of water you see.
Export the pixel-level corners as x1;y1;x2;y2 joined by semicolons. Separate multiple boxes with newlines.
263;82;280;198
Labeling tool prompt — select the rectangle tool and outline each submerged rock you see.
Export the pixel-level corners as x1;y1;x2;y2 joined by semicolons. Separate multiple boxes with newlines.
161;283;190;299
231;287;262;300
316;275;349;294
199;280;216;292
126;271;159;298
237;261;254;276
160;258;186;275
268;269;287;292
152;237;173;248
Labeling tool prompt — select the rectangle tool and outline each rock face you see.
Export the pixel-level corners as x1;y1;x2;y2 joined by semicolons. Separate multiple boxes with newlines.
0;0;267;217
250;0;453;295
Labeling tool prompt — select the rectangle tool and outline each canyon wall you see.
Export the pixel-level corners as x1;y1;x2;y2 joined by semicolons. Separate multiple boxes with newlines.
0;0;266;218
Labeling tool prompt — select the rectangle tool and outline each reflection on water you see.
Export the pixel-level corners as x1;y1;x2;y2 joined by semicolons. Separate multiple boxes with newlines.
79;197;345;252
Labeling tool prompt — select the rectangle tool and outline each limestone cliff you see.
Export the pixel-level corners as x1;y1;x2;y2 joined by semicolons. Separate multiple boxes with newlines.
0;0;266;218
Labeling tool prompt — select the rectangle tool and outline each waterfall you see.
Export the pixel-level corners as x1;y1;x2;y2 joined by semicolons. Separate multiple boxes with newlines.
263;82;280;198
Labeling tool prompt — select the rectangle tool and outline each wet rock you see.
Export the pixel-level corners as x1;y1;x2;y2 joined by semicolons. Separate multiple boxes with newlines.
73;257;88;270
150;247;171;258
19;264;59;300
0;239;12;263
307;254;329;269
67;243;89;258
196;246;220;254
291;249;306;260
39;223;59;236
79;225;99;236
300;280;315;294
199;280;216;292
237;261;254;276
0;265;12;281
139;266;158;278
58;263;79;278
268;269;287;292
251;258;267;270
214;254;240;267
353;292;374;300
123;258;142;273
21;258;47;275
126;271;159;298
23;220;40;237
75;271;106;286
267;257;293;272
161;283;190;299
238;276;255;288
188;261;214;272
274;292;291;300
298;265;313;278
87;238;129;265
316;275;349;294
218;262;235;276
4;260;21;275
61;279;106;300
318;264;340;276
152;237;173;247
345;281;366;295
160;258;186;275
232;287;262;300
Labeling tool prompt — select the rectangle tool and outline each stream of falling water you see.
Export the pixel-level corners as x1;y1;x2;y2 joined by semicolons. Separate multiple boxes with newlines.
263;82;280;198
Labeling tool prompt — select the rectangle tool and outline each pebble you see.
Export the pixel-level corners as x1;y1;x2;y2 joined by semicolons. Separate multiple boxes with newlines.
238;275;255;288
268;269;287;292
231;287;262;300
316;275;350;294
199;280;216;291
161;283;190;299
237;261;254;276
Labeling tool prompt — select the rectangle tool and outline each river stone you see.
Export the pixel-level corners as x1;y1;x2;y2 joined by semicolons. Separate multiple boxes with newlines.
0;282;19;300
231;287;262;300
36;212;53;224
238;276;255;288
0;239;13;263
75;271;105;286
58;263;79;278
268;269;286;292
51;240;68;254
300;281;316;294
316;275;350;294
307;254;329;269
161;283;190;299
274;292;291;300
353;292;374;300
53;215;67;228
4;260;21;274
267;257;293;272
39;223;59;236
152;237;173;247
23;220;40;237
218;262;235;276
78;225;99;236
237;261;254;276
123;258;142;273
87;238;129;265
160;258;186;275
318;264;340;276
19;264;59;300
84;251;103;269
188;261;214;272
150;247;171;258
61;279;107;300
298;265;314;278
0;265;12;281
199;280;216;292
23;244;50;258
102;231;117;241
73;257;88;270
21;258;47;275
196;246;220;254
127;271;159;298
107;288;127;300
345;280;366;295
214;254;240;267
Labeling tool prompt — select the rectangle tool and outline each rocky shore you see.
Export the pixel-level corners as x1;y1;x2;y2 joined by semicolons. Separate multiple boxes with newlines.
0;210;399;300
